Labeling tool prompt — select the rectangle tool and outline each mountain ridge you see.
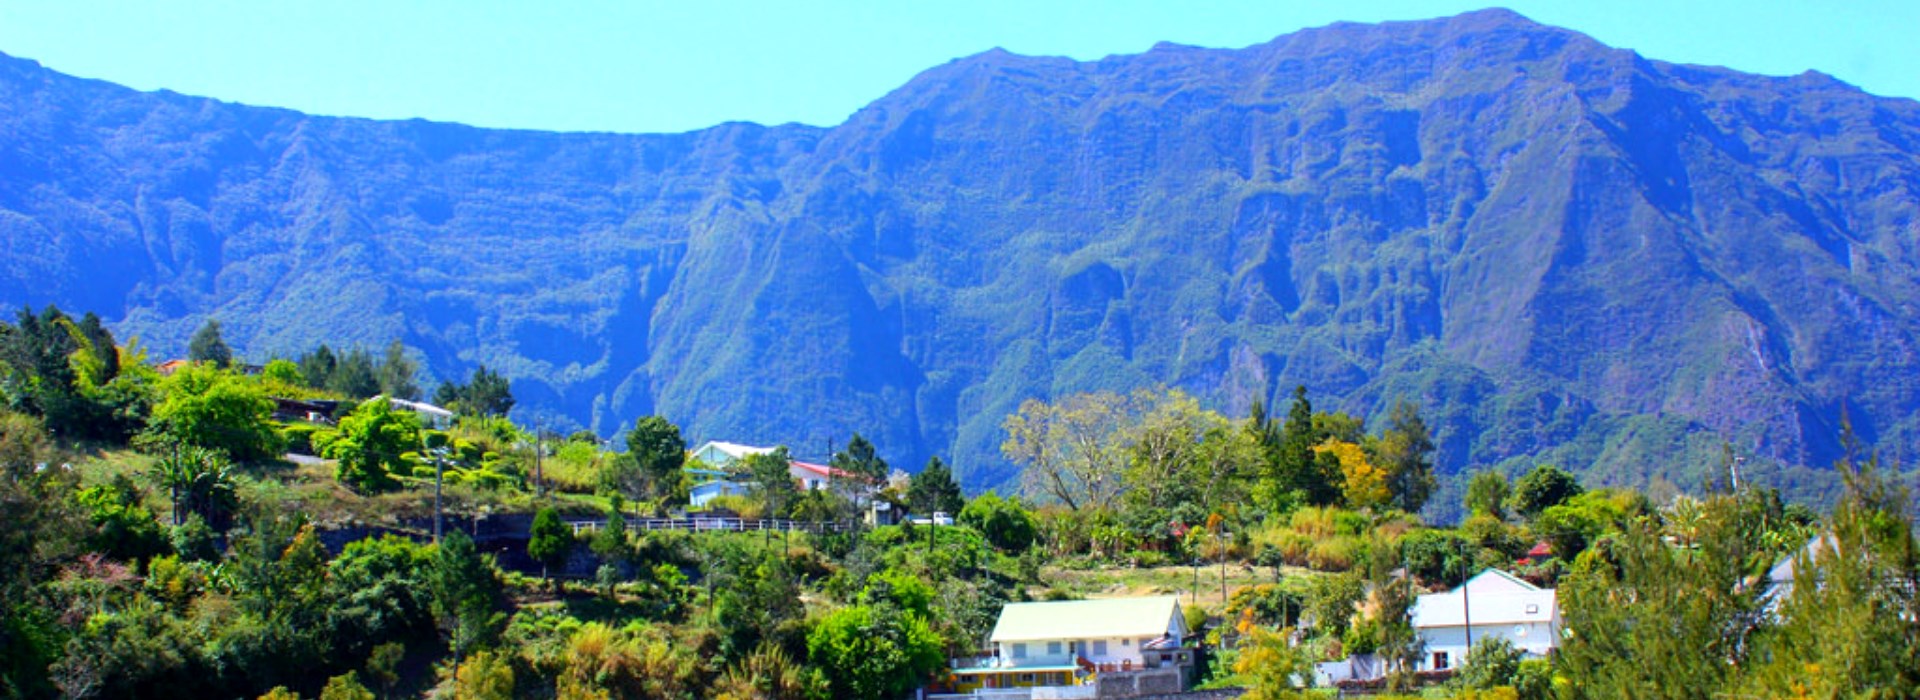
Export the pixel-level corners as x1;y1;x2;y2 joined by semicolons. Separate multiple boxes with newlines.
2;10;1917;511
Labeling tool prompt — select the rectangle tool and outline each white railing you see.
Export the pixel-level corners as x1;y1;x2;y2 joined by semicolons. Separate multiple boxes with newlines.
950;653;1079;671
928;690;1032;700
569;517;853;536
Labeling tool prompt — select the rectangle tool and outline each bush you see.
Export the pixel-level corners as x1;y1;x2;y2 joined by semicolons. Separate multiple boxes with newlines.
280;424;322;455
959;492;1036;553
1130;549;1170;568
1400;529;1476;586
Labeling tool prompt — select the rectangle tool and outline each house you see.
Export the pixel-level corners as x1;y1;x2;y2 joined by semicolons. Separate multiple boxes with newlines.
684;441;855;508
947;596;1192;694
1410;569;1561;672
269;397;340;424
689;477;751;508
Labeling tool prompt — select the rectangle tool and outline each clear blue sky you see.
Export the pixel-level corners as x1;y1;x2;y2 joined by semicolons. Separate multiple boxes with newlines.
0;1;1909;134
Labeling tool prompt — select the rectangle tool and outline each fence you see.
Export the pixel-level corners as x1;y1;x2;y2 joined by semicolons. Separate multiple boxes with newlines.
569;517;854;536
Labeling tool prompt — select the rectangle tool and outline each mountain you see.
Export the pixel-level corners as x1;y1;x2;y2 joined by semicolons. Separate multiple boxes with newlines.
3;9;1918;506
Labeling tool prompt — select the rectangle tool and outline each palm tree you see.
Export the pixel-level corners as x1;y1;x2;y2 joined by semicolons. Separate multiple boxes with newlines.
150;445;236;528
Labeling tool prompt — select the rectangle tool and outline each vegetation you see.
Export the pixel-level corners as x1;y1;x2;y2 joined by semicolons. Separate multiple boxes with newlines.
0;306;1912;699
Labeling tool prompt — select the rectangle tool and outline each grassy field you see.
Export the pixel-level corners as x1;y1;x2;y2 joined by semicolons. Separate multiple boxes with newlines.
1041;560;1317;618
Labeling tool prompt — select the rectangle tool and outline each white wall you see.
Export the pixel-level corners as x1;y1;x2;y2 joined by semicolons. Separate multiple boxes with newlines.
1416;622;1557;670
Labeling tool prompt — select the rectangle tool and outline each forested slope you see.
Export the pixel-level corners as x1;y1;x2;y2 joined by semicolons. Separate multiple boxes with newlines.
3;9;1919;498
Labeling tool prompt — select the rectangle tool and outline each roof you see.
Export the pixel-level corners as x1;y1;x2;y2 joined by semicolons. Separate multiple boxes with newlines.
1769;534;1836;583
1411;569;1556;628
387;397;455;418
695;441;775;461
790;460;852;478
990;596;1183;643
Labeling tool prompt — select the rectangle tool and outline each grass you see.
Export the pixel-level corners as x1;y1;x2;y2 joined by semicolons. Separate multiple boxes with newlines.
1040;560;1320;621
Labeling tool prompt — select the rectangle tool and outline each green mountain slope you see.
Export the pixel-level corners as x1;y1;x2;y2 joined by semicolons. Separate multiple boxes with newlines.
3;9;1917;502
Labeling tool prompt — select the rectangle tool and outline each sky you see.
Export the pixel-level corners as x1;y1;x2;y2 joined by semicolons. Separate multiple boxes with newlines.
0;1;1911;135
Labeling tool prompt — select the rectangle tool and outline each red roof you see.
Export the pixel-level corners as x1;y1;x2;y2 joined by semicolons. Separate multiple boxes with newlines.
1527;541;1554;558
790;460;853;478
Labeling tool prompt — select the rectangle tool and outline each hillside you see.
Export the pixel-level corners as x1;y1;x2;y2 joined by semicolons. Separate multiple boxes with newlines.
3;9;1918;501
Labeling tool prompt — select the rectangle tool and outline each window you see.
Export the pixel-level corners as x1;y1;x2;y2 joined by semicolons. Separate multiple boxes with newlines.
1019;674;1034;683
1525;603;1539;614
1122;638;1131;647
1012;643;1028;659
1432;651;1449;670
1092;640;1108;656
1047;641;1062;655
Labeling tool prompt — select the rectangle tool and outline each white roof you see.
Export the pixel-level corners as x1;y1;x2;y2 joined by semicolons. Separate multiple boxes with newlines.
694;441;774;461
1412;569;1557;628
387;397;454;418
990;596;1183;643
1768;534;1835;584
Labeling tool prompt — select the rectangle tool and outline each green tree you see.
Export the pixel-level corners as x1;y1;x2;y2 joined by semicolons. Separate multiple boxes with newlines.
1465;470;1511;520
365;641;405;698
624;415;685;502
451;649;514;700
1740;450;1920;696
807;604;944;700
319;671;376;700
149;443;238;530
1261;386;1343;511
527;506;572;582
907;455;965;516
1512;464;1582;519
145;363;282;462
833;433;890;489
260;358;303;387
1374;400;1436;513
1450;636;1524;692
75;311;121;384
375;340;419;401
188;318;233;368
326;348;380;398
433;365;515;417
74;475;170;564
1001;390;1137;511
590;498;630;563
320;397;420;494
428;531;502;657
958;491;1036;552
1555;499;1764;699
1234;625;1316;700
297;345;337;389
745;447;798;518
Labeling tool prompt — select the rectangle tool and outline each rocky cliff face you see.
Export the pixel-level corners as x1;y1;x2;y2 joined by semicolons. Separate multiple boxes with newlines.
3;9;1917;501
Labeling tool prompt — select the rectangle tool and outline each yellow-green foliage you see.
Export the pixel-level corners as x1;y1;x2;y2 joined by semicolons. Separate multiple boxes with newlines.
1306;537;1363;571
540;440;605;493
1254;506;1372;571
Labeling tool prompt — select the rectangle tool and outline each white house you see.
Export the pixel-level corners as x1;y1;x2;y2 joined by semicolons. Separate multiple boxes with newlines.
1410;569;1560;671
949;596;1190;693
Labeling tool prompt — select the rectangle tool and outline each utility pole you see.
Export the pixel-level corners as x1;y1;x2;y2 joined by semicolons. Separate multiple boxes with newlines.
1219;530;1229;607
432;446;444;544
534;424;545;498
1192;558;1200;605
1462;579;1474;663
